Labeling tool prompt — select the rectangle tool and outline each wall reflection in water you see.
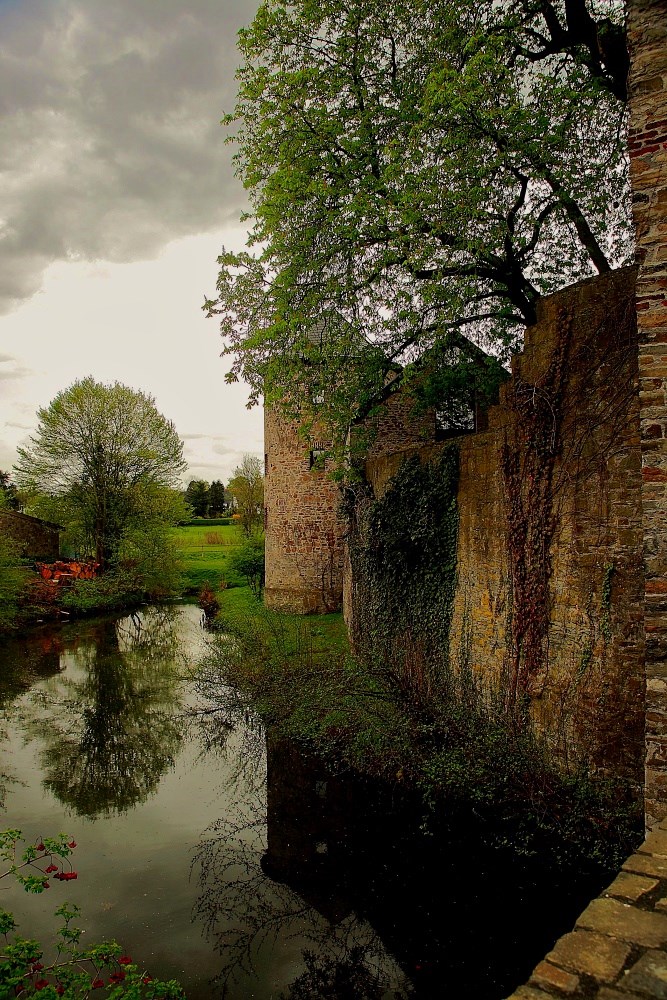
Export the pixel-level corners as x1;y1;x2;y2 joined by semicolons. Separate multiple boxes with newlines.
194;731;414;999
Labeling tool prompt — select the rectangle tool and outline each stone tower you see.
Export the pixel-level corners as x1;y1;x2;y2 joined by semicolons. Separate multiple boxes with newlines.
263;408;345;614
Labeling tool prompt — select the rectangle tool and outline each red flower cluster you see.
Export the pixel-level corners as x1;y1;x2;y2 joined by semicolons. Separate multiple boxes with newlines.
53;871;78;881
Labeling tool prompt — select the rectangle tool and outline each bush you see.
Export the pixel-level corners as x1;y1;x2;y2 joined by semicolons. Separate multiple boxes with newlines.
227;535;265;598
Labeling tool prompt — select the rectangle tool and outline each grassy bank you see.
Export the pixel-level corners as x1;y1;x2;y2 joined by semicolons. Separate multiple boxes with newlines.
199;596;641;876
172;523;247;594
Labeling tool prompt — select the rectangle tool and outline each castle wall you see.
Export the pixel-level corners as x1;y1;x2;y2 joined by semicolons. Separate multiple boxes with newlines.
628;0;667;826
355;268;645;781
0;509;60;560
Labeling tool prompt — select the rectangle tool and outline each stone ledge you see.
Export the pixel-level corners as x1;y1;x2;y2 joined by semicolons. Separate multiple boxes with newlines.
505;840;667;999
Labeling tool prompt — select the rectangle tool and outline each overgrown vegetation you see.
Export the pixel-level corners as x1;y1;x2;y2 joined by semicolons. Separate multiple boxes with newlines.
345;448;460;695
200;602;640;875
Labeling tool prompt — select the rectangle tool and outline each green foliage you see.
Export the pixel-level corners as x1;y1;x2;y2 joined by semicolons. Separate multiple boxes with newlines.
207;480;227;517
346;447;459;693
227;455;264;536
0;533;24;632
59;571;142;615
227;534;265;598
183;479;210;518
207;0;629;456
0;830;185;998
15;378;186;569
0;471;20;510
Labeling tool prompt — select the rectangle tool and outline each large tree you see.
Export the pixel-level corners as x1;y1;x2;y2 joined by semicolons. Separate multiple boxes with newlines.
207;0;630;451
227;455;264;536
184;479;211;518
15;378;186;568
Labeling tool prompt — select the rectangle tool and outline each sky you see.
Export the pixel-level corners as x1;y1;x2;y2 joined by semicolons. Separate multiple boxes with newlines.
0;0;264;487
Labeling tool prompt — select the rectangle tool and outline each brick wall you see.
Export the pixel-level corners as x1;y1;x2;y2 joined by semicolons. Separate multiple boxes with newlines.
357;269;645;780
629;0;667;826
0;509;60;560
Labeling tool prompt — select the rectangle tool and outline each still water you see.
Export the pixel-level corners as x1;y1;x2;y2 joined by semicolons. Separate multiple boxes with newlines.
0;604;605;999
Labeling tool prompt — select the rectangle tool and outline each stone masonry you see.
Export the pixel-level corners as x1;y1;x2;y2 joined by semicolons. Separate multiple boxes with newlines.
506;821;667;1000
0;509;60;560
359;268;645;779
629;0;667;828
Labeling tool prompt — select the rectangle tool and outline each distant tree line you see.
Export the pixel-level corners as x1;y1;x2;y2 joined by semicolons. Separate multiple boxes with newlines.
183;456;264;535
183;478;228;518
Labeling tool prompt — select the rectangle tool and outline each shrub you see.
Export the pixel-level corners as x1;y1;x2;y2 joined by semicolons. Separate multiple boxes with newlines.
227;535;265;598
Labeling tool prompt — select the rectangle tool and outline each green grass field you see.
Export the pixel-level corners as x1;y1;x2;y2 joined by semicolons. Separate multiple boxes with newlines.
174;523;348;654
173;523;246;592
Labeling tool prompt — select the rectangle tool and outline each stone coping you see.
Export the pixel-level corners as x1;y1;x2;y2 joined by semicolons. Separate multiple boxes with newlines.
506;820;667;998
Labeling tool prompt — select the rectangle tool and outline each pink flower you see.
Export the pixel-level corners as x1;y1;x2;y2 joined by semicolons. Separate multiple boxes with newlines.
118;956;132;965
45;865;58;874
109;971;126;984
91;978;104;989
142;975;153;985
35;842;45;852
67;840;77;849
31;963;44;972
42;881;49;889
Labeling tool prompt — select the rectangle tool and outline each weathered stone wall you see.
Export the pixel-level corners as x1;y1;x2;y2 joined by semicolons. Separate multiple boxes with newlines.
629;0;667;826
265;389;435;614
264;409;345;614
0;509;60;560
358;269;644;780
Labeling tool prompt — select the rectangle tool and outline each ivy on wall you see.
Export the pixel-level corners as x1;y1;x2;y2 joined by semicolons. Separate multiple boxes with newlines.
345;447;459;701
500;306;573;712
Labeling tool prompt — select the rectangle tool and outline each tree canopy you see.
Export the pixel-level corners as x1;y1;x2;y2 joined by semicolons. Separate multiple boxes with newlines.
207;0;630;451
227;455;264;535
15;378;186;568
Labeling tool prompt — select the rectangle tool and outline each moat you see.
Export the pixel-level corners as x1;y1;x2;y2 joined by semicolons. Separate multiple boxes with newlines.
0;604;619;999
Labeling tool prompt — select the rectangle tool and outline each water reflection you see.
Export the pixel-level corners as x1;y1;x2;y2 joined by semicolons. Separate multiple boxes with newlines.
18;608;186;817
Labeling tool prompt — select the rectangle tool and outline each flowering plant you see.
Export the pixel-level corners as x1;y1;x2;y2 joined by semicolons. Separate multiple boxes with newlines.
0;831;184;998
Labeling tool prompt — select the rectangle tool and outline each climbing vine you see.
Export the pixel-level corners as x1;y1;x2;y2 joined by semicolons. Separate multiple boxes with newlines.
500;306;573;712
345;447;459;702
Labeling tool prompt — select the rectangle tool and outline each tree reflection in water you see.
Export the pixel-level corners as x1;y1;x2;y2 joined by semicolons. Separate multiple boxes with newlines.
21;608;186;817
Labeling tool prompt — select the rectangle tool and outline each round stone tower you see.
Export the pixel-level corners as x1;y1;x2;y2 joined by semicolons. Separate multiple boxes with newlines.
263;407;345;614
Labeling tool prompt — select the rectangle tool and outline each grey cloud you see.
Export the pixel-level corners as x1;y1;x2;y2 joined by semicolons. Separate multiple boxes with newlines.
0;364;32;380
0;0;257;312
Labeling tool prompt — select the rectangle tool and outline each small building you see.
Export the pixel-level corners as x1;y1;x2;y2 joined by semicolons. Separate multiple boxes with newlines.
0;509;61;561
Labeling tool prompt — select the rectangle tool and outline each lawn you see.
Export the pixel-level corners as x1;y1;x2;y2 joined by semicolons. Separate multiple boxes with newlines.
174;523;349;656
173;523;246;593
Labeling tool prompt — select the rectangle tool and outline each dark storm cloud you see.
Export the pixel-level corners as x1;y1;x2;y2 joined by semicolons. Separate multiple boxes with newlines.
0;0;257;313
